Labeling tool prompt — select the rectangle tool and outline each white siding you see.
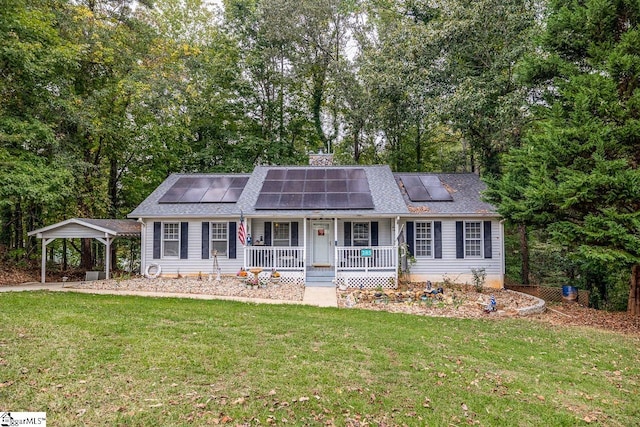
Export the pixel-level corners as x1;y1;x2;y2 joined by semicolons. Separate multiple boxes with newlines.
141;218;244;277
140;217;397;276
405;219;503;288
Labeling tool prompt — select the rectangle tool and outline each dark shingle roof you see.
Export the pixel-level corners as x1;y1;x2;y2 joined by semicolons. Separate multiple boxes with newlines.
127;167;498;219
393;173;498;216
128;173;252;218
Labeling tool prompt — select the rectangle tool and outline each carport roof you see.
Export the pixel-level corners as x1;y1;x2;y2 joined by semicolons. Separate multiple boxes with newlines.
28;218;141;238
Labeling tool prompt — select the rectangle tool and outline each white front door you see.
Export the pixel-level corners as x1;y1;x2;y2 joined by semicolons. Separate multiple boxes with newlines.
312;221;332;266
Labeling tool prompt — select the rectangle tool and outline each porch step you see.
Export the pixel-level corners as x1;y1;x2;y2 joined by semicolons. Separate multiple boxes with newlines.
305;273;335;288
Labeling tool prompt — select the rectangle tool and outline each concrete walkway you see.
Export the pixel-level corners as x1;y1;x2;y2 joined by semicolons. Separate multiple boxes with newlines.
0;282;338;308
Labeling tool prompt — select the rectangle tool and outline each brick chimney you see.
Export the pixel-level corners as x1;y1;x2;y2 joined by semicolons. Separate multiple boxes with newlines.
309;149;334;166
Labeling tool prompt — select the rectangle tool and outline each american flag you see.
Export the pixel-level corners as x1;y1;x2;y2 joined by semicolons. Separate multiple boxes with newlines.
238;212;246;246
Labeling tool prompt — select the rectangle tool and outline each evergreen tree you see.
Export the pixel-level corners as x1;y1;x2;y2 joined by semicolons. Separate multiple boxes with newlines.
488;0;640;312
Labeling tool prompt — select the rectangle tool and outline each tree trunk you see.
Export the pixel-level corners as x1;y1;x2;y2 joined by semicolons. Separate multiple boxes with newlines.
628;264;640;316
62;238;68;271
519;224;530;285
81;238;92;270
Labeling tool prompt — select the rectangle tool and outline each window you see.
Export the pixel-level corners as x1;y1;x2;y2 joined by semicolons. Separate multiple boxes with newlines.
273;222;290;246
163;222;180;258
211;222;228;256
353;222;370;246
465;222;482;257
415;222;432;257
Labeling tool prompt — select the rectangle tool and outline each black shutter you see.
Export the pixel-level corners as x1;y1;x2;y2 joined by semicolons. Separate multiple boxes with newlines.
456;221;464;259
344;221;351;246
153;222;161;259
371;222;378;246
264;221;272;246
291;222;299;246
484;221;493;259
180;222;188;259
406;221;414;256
434;221;442;259
229;221;237;259
201;222;209;259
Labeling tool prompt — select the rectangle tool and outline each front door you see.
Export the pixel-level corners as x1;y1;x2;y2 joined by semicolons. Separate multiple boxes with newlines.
312;221;332;266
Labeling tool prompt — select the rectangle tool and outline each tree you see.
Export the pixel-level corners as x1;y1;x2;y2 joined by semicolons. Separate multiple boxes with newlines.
489;0;640;312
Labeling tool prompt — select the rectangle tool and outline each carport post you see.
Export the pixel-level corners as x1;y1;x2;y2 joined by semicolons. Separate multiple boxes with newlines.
41;237;54;283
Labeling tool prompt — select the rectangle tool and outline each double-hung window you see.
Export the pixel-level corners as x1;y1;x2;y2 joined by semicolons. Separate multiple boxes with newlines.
352;222;370;246
273;222;290;246
465;221;482;257
163;222;180;258
210;222;228;256
415;222;433;257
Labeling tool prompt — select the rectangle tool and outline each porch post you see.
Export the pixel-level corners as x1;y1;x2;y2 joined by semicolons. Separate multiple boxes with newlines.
302;218;307;281
105;235;111;280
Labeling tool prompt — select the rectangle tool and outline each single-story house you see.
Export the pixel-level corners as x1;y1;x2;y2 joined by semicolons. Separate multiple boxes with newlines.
128;156;504;289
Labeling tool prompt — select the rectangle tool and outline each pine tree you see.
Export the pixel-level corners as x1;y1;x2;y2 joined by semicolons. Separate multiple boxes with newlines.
489;0;640;312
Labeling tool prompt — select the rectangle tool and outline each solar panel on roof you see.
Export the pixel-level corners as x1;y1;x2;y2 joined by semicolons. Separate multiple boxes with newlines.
286;169;306;180
256;167;374;210
399;175;452;202
266;169;287;180
306;169;326;179
426;185;453;201
159;176;248;204
326;180;347;192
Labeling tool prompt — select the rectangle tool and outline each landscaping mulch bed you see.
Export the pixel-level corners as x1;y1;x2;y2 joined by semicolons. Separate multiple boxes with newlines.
65;275;305;302
337;284;539;319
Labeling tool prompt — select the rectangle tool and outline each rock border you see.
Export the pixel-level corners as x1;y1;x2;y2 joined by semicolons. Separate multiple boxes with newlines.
509;289;546;316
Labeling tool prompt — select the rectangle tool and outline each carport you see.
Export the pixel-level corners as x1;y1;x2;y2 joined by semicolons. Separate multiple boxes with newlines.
28;218;141;283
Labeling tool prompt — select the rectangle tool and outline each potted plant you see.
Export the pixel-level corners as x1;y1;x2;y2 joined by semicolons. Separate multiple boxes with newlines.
237;269;248;282
271;270;281;283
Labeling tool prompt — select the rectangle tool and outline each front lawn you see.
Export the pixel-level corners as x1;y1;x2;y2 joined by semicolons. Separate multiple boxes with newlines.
0;292;638;426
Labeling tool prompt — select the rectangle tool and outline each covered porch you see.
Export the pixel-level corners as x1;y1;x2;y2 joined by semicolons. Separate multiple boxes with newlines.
242;216;400;288
28;218;141;283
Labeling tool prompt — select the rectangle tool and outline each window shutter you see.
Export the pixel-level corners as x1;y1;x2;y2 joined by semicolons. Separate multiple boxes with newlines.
456;221;464;259
291;222;299;246
406;221;414;256
264;221;272;246
153;222;161;259
344;221;351;246
228;222;237;259
371;222;378;246
180;222;188;259
484;221;493;259
201;222;209;259
434;221;442;259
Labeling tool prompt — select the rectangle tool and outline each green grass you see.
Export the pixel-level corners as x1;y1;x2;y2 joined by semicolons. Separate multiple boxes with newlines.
0;292;639;426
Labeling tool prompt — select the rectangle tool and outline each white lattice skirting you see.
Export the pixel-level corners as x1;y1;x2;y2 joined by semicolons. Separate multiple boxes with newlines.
278;272;305;286
336;272;397;289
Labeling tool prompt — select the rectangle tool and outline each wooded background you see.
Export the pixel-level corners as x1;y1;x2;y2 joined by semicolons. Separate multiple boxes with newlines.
1;0;638;311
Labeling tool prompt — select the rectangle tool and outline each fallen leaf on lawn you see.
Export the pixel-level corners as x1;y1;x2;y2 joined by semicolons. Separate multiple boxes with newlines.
583;415;596;423
219;415;232;423
232;397;245;405
268;389;277;396
149;403;163;408
298;396;310;402
461;403;468;411
537;395;545;401
0;381;14;388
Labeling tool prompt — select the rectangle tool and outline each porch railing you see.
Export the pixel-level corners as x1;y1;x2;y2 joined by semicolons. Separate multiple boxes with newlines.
244;246;305;271
335;246;397;272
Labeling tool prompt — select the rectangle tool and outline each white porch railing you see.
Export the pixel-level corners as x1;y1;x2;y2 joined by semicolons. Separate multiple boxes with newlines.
335;246;398;272
244;246;305;271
